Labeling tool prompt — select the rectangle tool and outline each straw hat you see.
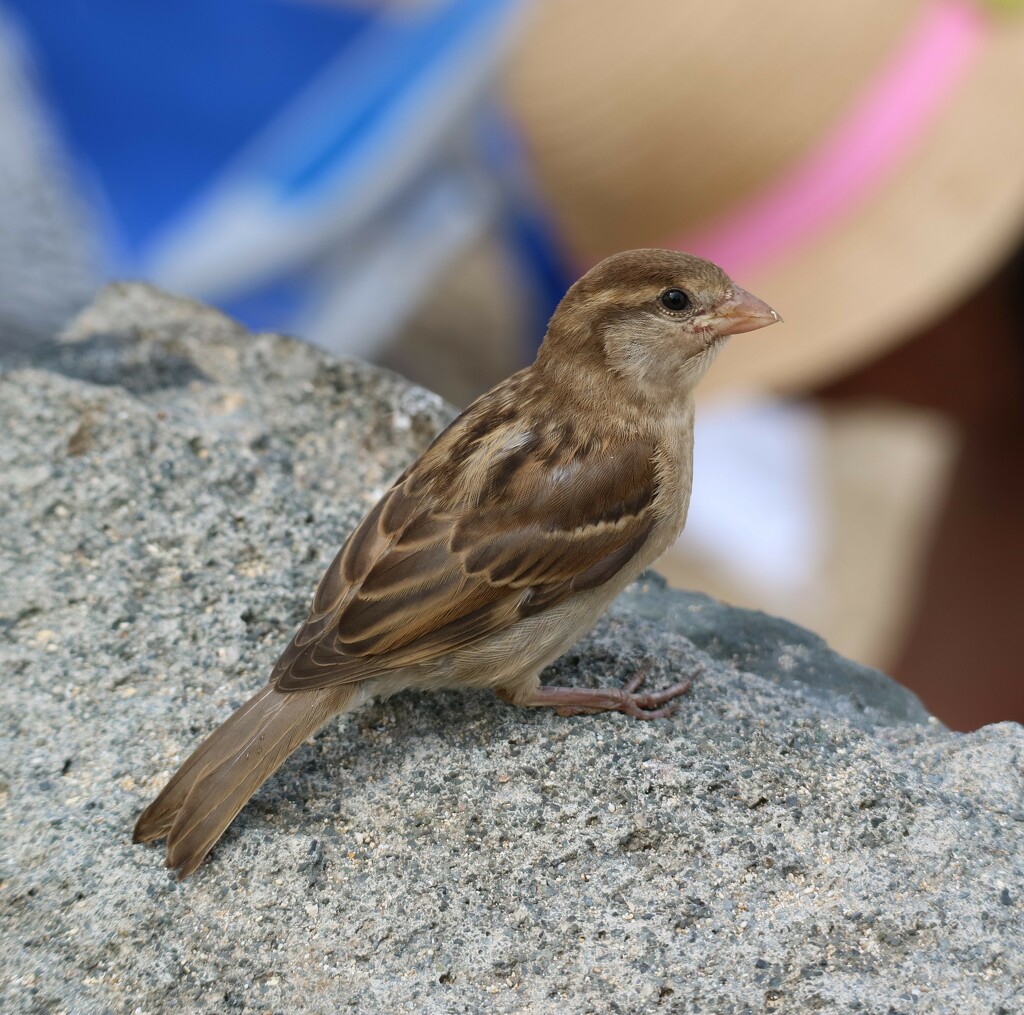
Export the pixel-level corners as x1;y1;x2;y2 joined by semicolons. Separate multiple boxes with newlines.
504;0;1024;397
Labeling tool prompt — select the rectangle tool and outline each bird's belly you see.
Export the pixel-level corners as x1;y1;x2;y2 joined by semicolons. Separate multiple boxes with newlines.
433;591;612;694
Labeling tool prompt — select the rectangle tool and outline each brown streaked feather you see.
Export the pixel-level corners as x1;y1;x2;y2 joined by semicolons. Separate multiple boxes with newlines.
271;388;660;693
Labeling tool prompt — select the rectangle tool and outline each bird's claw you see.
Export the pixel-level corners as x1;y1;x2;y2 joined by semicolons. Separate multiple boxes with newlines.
617;662;698;719
550;665;697;719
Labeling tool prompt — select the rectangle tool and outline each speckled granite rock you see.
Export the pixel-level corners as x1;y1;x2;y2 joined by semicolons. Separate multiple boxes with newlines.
1;284;1022;1015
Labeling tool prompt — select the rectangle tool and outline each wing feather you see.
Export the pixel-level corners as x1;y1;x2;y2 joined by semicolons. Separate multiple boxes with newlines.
271;396;660;692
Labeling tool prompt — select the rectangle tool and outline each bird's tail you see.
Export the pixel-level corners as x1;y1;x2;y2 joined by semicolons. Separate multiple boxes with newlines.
133;683;357;878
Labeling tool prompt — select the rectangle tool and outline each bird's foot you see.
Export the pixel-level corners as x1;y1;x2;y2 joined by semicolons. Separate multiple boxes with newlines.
499;663;697;720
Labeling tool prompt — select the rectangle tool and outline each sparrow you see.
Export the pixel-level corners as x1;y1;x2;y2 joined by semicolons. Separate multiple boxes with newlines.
133;248;780;878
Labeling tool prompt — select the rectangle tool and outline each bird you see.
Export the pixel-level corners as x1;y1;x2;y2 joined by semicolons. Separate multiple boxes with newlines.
133;248;780;878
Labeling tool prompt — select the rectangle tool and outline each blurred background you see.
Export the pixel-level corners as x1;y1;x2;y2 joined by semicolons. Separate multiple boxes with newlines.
0;0;1022;730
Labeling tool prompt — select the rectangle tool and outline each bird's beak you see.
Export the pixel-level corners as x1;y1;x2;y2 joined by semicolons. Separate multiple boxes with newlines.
711;286;782;336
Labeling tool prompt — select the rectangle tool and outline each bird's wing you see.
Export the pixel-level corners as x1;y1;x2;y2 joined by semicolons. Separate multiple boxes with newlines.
270;408;660;692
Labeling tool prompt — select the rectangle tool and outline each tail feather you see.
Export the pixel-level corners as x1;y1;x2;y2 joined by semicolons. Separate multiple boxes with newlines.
133;683;356;878
133;686;280;842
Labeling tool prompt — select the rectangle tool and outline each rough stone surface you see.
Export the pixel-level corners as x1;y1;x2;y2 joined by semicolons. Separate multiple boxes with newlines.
2;284;1023;1014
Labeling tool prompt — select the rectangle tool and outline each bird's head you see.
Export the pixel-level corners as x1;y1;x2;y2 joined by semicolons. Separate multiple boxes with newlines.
541;248;780;402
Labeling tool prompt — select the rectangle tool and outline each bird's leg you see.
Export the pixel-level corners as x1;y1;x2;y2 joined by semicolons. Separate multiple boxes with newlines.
497;664;696;721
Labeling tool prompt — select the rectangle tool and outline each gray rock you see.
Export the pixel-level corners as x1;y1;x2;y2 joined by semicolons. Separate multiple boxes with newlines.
1;283;1022;1014
614;577;933;731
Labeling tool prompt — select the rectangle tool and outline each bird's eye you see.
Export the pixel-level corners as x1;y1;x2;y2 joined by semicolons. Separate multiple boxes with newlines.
660;288;690;312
